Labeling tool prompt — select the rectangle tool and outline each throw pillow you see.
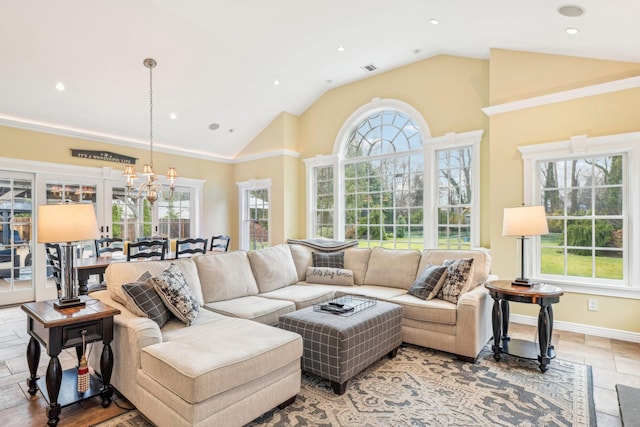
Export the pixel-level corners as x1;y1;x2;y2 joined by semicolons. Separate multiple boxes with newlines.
151;264;199;326
305;267;355;286
122;278;173;328
118;271;153;317
408;264;448;300
312;251;344;269
437;258;475;304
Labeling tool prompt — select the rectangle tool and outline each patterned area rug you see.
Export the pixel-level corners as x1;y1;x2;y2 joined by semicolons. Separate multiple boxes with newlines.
93;345;595;427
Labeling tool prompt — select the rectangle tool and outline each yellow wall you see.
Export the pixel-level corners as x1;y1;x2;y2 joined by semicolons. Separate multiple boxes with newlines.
0;125;236;247
488;49;640;332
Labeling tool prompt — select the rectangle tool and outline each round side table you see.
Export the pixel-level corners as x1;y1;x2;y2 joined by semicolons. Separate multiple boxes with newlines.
484;280;563;372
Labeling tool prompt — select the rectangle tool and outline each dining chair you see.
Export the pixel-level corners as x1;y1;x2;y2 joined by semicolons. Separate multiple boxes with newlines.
93;237;124;283
175;238;208;259
44;243;63;298
210;235;231;252
127;240;167;261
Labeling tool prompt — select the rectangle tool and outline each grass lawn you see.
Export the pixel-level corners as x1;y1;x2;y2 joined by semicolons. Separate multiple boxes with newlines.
541;247;622;280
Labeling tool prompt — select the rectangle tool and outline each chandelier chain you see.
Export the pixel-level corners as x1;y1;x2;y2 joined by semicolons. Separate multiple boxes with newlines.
149;61;154;169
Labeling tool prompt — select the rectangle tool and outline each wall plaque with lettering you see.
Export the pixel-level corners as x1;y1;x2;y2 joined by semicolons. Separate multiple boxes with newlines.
71;149;137;164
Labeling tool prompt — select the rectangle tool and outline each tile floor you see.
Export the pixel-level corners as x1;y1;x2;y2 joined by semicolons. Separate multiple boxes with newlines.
1;304;639;426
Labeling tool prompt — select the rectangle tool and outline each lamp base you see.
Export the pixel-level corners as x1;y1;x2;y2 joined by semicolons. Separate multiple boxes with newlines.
511;278;534;287
54;297;86;310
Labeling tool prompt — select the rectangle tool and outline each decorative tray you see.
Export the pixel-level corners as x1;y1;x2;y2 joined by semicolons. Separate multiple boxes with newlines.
313;293;377;316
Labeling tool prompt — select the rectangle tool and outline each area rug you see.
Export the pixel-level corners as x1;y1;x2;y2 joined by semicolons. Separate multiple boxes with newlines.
616;384;640;426
93;345;595;427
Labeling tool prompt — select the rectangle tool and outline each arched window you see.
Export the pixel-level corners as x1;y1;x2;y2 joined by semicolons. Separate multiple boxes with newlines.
305;99;482;250
343;110;424;249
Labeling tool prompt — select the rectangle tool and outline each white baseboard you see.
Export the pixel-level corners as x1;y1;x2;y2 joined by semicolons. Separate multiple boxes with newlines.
510;314;640;343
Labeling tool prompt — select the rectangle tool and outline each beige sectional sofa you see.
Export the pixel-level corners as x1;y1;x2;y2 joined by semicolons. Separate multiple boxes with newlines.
89;243;493;427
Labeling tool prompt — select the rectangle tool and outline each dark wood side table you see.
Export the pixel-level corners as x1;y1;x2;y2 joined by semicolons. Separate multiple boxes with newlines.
484;280;563;373
22;296;121;427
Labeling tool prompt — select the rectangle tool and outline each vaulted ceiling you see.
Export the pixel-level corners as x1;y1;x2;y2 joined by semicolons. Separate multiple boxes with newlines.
1;0;638;161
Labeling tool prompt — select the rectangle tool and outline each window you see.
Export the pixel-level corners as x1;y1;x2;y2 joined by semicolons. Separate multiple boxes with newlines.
343;109;424;248
306;99;482;250
520;132;640;296
158;188;193;239
238;179;271;250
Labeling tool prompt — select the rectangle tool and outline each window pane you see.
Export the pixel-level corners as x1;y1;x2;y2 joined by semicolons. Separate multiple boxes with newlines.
538;153;625;283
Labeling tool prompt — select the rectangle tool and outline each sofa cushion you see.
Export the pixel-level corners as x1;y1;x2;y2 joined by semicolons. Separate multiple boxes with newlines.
311;251;344;268
305;267;354;286
289;243;314;281
194;251;259;302
122;273;173;327
118;271;154;317
140;316;302;404
343;248;370;285
259;284;335;309
151;264;200;326
337;285;407;300
106;258;204;307
363;247;421;289
408;264;447;300
389;293;457;325
204;295;295;325
437;258;475;304
418;249;490;289
247;244;298;293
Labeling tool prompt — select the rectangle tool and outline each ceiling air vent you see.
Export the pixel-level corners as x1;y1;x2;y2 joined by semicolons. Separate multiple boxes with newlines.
361;64;377;72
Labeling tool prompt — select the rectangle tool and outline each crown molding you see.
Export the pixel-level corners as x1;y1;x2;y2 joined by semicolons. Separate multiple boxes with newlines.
482;75;640;116
232;149;301;163
0;115;235;163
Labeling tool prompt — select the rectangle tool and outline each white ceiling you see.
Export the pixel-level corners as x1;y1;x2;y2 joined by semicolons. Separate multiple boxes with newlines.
1;0;639;161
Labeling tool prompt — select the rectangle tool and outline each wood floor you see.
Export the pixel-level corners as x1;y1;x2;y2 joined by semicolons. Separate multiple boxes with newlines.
1;304;639;426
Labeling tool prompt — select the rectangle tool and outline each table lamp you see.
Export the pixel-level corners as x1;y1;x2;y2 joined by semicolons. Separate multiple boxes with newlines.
502;205;549;286
38;203;99;309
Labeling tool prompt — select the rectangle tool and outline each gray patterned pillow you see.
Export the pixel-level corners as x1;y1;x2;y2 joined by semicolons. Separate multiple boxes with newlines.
151;264;199;326
312;251;344;268
122;275;173;327
437;258;475;304
408;264;448;300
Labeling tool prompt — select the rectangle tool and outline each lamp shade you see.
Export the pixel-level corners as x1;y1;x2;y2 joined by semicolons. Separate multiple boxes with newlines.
502;205;549;237
38;203;99;243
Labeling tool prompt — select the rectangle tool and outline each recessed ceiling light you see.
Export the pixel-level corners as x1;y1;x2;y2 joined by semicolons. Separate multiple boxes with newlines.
208;123;220;131
273;80;280;86
169;113;177;120
558;5;585;17
413;49;422;55
326;79;333;84
55;82;65;91
565;27;579;35
337;46;345;52
429;18;439;25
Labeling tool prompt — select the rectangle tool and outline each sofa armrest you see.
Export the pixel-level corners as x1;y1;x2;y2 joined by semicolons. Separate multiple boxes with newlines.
454;284;493;361
88;290;163;401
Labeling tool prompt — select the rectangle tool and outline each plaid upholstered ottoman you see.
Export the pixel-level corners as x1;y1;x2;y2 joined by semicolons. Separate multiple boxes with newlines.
278;298;403;395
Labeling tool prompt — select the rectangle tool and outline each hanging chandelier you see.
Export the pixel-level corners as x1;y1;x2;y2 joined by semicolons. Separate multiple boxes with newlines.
123;58;177;205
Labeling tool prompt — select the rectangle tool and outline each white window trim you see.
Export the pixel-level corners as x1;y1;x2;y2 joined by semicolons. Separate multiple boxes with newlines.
519;131;640;299
304;154;338;238
237;178;272;250
423;130;483;249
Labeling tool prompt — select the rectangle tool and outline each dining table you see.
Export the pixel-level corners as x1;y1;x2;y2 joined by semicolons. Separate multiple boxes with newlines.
76;255;127;295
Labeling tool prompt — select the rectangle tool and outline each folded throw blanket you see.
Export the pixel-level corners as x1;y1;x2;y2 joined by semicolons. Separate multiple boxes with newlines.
287;238;358;252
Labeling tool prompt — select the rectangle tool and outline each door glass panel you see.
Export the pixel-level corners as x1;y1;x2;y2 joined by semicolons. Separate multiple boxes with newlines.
0;176;34;300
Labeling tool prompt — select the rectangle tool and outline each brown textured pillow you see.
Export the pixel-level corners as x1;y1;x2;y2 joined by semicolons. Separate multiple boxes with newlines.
437;258;475;304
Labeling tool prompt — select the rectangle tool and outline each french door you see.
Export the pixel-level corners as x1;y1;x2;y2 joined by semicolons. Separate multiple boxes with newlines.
0;171;35;305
